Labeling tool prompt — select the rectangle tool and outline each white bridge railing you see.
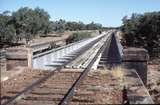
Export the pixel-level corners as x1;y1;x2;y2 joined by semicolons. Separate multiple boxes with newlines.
32;32;107;70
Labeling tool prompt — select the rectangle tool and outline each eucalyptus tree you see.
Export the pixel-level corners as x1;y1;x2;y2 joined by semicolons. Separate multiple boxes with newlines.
86;22;102;30
54;19;66;32
0;11;16;46
121;12;160;57
11;7;52;43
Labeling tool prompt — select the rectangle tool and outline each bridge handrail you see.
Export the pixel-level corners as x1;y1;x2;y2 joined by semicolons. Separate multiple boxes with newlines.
33;38;87;58
33;34;105;59
0;50;6;59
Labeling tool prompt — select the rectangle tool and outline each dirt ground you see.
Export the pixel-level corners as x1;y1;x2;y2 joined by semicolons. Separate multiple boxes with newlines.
28;31;72;46
69;70;123;105
147;62;160;104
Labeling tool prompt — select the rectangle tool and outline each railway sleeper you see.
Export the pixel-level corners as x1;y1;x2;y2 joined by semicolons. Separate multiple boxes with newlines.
71;96;95;103
69;103;108;105
36;85;71;90
14;100;58;105
30;91;66;96
22;94;63;101
35;85;73;89
41;80;74;84
38;81;74;85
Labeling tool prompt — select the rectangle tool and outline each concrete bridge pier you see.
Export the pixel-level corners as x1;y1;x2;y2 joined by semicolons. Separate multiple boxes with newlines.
5;48;33;70
122;47;149;85
0;50;7;72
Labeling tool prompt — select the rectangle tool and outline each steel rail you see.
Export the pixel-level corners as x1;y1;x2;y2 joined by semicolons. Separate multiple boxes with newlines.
58;34;111;105
2;34;106;105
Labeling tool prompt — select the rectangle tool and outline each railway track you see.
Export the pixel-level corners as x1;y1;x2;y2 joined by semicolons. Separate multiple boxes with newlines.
1;32;113;105
1;31;155;105
59;32;112;105
2;30;154;105
66;33;110;69
2;70;82;105
32;32;107;70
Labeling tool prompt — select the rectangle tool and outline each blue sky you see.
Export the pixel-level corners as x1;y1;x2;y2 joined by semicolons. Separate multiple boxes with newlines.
0;0;160;27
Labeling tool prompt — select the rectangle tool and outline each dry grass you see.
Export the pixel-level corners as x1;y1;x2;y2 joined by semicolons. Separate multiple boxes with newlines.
110;66;125;89
96;66;125;80
111;66;124;79
96;66;125;89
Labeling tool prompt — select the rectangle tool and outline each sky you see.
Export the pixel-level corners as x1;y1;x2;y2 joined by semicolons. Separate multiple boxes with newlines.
0;0;160;27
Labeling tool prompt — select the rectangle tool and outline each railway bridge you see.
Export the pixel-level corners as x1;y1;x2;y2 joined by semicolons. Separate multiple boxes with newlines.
1;30;154;105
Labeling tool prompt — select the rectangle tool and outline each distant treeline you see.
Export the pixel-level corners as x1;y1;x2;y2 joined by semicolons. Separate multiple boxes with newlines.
121;12;160;57
66;32;92;44
0;7;102;47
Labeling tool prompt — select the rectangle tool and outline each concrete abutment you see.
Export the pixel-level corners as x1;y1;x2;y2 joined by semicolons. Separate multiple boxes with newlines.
122;47;149;85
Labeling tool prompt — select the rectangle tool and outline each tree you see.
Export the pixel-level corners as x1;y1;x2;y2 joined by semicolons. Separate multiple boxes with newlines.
86;22;102;30
0;12;16;46
121;12;160;57
11;7;51;43
53;20;102;32
53;19;66;32
0;6;103;48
